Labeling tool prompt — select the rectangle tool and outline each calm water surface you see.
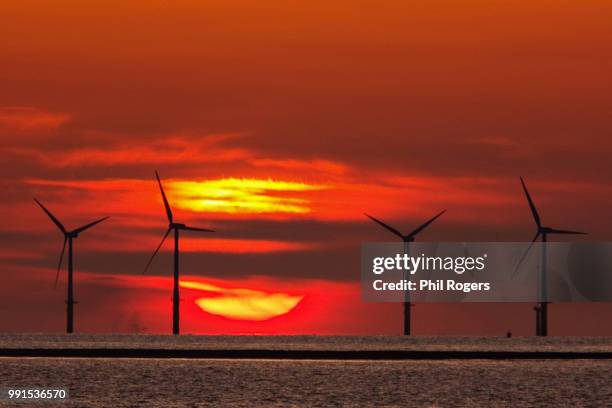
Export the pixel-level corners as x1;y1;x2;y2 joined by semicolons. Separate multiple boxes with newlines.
1;358;611;407
1;335;611;407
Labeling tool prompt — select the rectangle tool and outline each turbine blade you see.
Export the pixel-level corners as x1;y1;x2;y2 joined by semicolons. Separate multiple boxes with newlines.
54;236;67;289
407;210;446;238
33;198;66;233
155;171;173;223
144;228;172;274
72;216;110;234
520;177;541;228
364;213;404;239
548;228;587;235
512;232;541;278
181;225;215;232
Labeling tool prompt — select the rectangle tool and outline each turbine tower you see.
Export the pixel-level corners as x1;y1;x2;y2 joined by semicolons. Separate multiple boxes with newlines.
364;210;446;335
34;199;109;334
144;171;214;335
517;177;586;336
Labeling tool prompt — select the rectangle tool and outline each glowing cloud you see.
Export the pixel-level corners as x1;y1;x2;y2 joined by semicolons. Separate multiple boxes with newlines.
169;178;328;214
180;280;304;321
83;236;316;254
179;238;316;253
0;107;70;131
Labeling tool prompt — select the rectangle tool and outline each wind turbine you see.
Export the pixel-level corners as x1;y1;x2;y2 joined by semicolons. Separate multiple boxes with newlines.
364;210;446;335
34;198;109;334
144;171;214;335
517;177;586;336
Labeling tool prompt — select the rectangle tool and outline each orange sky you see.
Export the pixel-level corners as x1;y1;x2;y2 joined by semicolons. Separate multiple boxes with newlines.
1;1;612;335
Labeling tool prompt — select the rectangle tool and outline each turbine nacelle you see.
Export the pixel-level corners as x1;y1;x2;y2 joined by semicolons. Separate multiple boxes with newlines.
364;210;446;242
537;226;586;236
169;222;214;232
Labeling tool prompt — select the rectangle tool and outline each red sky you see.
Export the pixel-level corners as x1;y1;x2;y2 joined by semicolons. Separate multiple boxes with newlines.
1;1;612;335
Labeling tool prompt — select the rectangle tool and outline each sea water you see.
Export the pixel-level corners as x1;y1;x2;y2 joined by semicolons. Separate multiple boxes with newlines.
0;335;611;407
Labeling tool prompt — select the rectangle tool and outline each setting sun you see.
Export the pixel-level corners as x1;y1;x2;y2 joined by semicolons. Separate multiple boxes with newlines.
180;280;304;321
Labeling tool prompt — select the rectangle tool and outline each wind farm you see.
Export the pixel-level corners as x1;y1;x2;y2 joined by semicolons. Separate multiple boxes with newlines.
364;210;446;335
143;171;214;335
27;179;596;338
34;198;109;334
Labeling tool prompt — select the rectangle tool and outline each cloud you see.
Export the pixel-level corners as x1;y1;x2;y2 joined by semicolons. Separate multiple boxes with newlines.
82;235;318;254
249;158;349;177
169;178;329;215
0;107;70;132
5;133;248;167
21;173;521;226
22;176;329;221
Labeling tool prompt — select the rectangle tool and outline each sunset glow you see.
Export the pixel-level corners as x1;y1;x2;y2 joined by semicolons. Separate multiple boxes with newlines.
169;178;328;215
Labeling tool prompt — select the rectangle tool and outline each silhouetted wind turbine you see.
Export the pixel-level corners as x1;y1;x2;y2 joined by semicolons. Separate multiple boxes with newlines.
516;177;586;336
364;210;446;335
144;171;214;335
34;198;109;334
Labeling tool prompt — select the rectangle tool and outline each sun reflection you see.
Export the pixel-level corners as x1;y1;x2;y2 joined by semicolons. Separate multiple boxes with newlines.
168;178;327;214
180;280;304;321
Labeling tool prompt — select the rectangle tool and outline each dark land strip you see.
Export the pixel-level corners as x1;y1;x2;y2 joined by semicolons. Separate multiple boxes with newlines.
1;348;612;360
